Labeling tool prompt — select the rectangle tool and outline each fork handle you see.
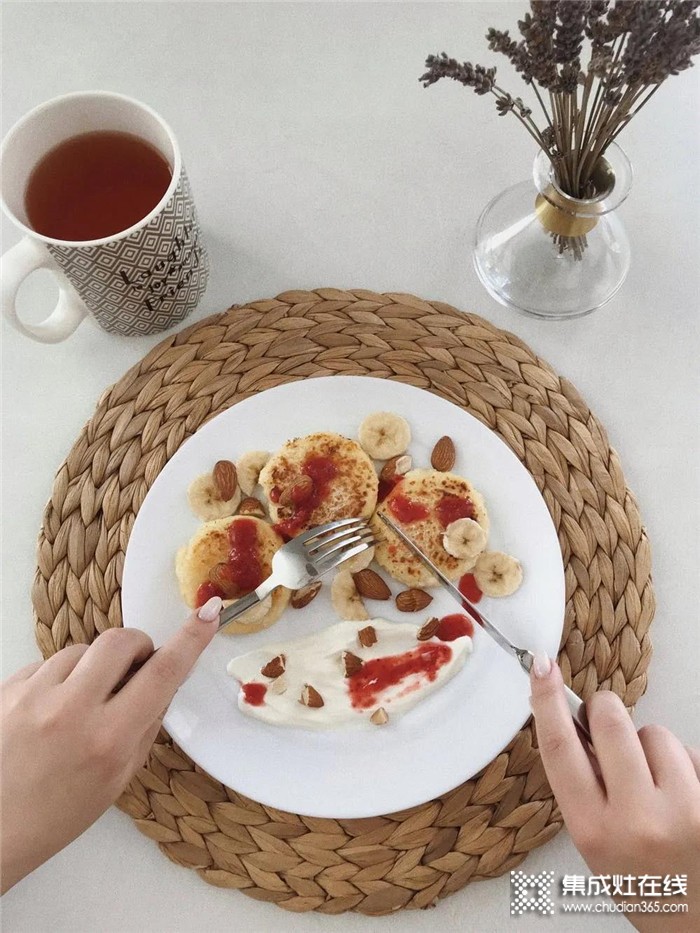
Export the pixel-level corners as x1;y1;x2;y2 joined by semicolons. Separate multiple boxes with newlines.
218;580;275;629
564;684;591;741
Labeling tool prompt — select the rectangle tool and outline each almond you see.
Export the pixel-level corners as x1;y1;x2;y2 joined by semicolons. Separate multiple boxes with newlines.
300;684;324;708
213;460;238;500
352;568;391;601
417;617;440;640
430;436;456;472
269;675;288;695
260;654;286;679
208;562;241;599
238;496;265;518
396;588;433;612
290;581;322;609
380;454;412;482
279;475;313;508
343;650;363;677
358;625;377;648
370;707;389;726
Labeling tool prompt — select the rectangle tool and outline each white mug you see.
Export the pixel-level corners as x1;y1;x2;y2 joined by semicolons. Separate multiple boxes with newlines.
0;91;209;342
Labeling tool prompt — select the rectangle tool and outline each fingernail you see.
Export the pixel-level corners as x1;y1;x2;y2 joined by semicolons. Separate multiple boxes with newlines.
532;652;552;679
197;596;222;622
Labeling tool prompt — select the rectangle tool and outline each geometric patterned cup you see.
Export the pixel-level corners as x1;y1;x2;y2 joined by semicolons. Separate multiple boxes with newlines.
0;91;209;342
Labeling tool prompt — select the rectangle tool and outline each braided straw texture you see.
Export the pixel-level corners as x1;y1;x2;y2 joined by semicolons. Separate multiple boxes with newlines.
32;290;654;915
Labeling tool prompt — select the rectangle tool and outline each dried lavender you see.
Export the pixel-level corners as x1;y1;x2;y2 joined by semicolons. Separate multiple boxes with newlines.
421;0;700;203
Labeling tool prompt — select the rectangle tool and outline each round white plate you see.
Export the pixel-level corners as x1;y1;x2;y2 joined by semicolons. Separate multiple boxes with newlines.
122;376;564;818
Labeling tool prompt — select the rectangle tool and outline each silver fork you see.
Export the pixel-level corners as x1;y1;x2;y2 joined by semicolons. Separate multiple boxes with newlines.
218;518;375;628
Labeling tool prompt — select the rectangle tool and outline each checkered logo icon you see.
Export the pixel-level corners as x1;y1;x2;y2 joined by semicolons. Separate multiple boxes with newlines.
510;870;555;916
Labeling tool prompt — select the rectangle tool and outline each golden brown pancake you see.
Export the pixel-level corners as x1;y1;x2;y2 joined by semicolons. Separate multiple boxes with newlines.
259;431;378;536
370;469;489;587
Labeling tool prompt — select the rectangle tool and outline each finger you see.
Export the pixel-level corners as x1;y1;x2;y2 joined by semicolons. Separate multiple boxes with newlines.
67;628;155;699
115;598;221;724
686;746;700;781
29;644;90;685
586;691;654;798
3;659;44;685
530;655;604;822
637;725;699;788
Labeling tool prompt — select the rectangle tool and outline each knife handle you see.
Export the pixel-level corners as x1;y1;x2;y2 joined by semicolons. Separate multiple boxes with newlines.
564;684;591;741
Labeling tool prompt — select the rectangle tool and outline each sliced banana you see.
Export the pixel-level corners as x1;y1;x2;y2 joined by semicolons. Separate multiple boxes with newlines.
342;545;375;573
220;594;273;633
187;473;241;522
473;551;523;597
331;570;369;621
236;450;270;496
442;518;487;561
358;412;411;460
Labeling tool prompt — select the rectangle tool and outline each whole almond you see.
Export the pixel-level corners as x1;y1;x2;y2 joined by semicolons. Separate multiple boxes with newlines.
380;454;412;482
352;568;391;601
300;684;324;708
358;625;377;648
279;475;313;508
238;496;265;518
260;654;286;679
208;562;241;599
290;581;322;609
343;650;363;677
396;588;433;612
417;617;440;640
213;460;238;500
430;436;456;472
370;707;389;725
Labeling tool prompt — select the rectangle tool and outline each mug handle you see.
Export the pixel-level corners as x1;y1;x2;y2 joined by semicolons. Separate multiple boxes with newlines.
1;237;88;343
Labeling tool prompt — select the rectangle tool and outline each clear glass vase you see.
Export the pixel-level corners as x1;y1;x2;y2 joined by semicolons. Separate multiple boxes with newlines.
473;144;632;320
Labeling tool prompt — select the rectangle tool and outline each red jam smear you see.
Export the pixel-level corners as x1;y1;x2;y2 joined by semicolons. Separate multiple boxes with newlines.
274;455;338;538
388;493;430;524
378;475;403;503
269;486;281;503
435;495;476;528
348;643;452;709
458;573;483;604
241;682;267;706
226;518;264;593
436;613;475;641
195;580;224;608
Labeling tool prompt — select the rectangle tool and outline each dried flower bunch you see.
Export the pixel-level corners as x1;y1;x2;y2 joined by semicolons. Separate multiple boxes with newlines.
421;0;700;199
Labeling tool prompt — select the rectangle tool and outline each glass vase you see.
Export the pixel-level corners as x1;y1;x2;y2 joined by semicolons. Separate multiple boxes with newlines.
473;144;632;320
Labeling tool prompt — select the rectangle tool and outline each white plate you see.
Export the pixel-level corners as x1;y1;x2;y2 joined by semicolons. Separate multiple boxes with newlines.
122;376;564;818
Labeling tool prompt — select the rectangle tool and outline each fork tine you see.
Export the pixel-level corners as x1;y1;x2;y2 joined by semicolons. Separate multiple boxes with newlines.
313;531;375;572
310;528;375;562
304;522;371;555
294;517;365;547
314;539;375;576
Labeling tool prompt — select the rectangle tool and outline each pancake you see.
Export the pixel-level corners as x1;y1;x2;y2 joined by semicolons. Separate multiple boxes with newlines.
176;515;290;634
259;431;378;537
370;469;490;587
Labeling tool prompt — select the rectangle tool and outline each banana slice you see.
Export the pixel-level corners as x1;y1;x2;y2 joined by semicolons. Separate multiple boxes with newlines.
473;551;523;597
442;518;487;561
236;450;270;496
187;473;241;522
358;412;411;460
342;545;375;573
219;593;275;635
331;570;369;621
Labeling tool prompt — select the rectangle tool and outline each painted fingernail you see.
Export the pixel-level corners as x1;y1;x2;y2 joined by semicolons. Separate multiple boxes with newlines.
197;596;222;622
532;652;552;679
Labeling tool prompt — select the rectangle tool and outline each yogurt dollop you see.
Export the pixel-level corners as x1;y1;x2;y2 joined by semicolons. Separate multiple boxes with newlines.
226;618;472;729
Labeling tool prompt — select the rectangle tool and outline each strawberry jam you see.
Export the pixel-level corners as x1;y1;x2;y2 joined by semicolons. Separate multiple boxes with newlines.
347;643;452;709
274;455;338;538
435;495;475;528
436;614;474;641
195;581;224;608
388;493;430;524
241;682;267;706
458;573;483;604
227;518;263;593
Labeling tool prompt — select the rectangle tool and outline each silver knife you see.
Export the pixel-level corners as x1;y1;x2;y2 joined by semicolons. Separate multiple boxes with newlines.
379;513;590;739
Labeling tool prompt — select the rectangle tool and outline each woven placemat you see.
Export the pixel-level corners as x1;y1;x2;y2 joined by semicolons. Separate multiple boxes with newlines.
32;289;654;915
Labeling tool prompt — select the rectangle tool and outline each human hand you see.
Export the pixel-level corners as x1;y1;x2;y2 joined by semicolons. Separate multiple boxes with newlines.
0;596;222;894
530;656;700;931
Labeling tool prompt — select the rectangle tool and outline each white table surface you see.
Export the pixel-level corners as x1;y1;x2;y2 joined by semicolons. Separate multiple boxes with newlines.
2;3;698;931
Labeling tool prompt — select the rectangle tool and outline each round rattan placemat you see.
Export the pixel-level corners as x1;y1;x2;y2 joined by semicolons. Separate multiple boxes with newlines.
32;289;654;915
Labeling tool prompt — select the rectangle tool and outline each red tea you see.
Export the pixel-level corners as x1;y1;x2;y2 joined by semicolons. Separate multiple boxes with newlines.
24;130;172;241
